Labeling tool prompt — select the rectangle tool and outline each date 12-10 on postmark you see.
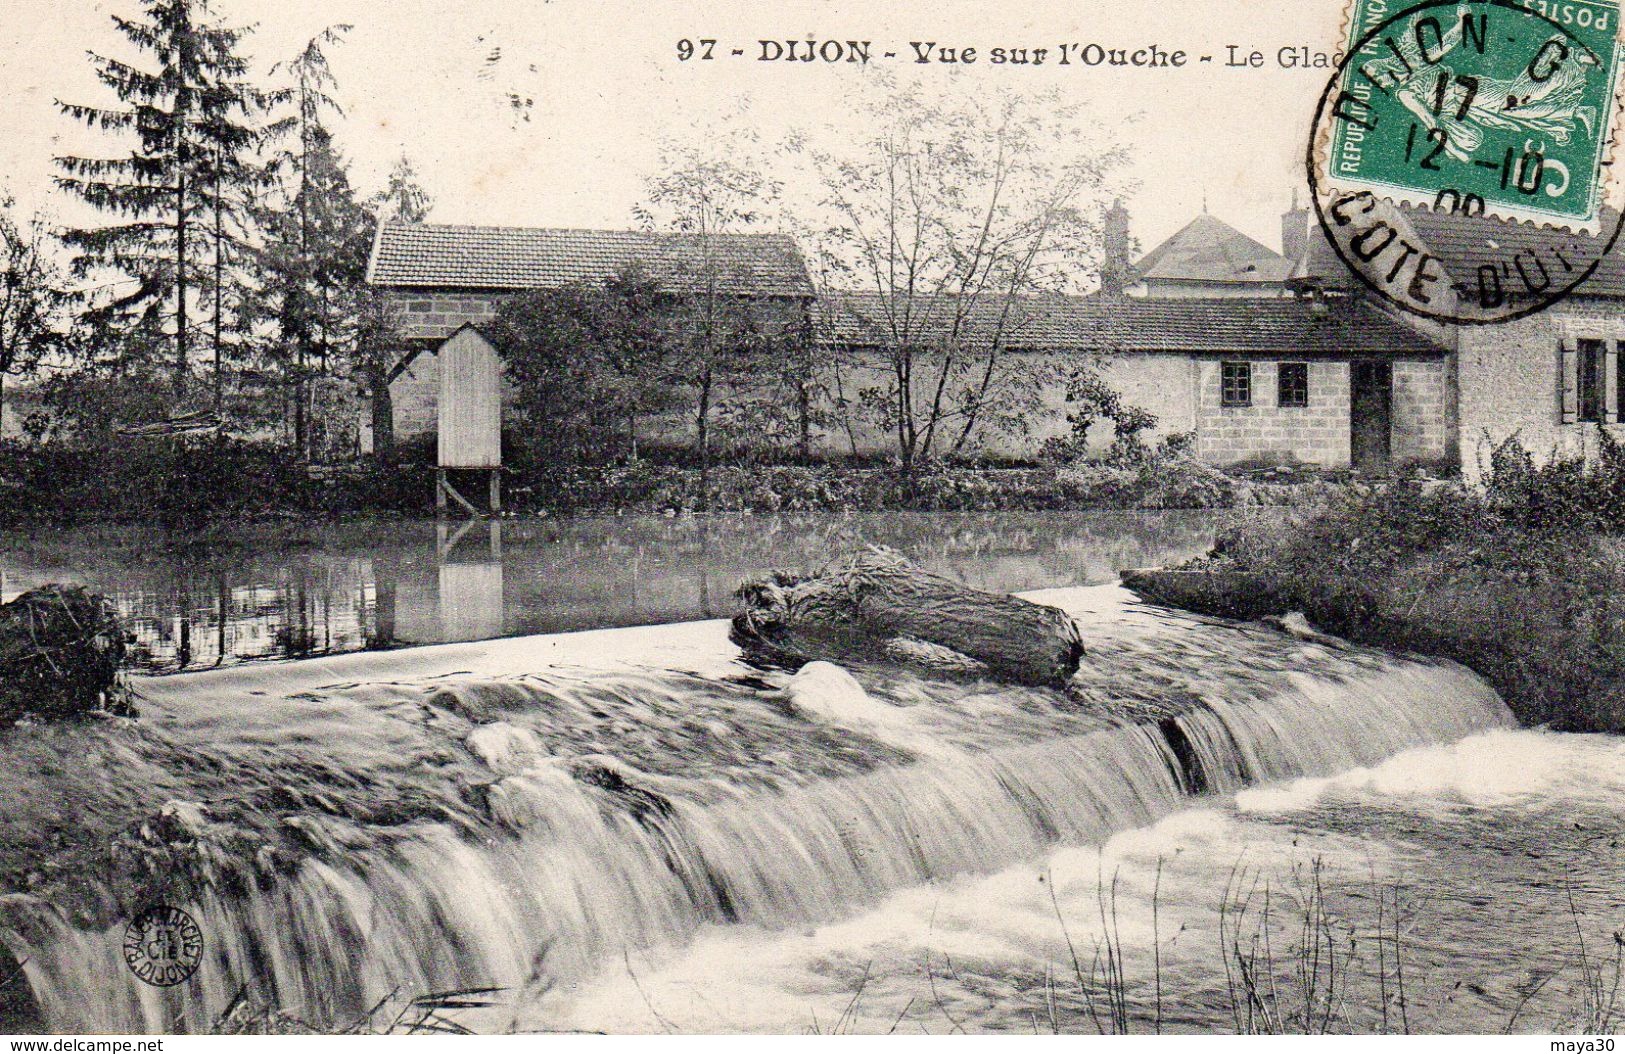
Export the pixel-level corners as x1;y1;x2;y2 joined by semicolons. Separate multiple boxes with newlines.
1320;0;1622;230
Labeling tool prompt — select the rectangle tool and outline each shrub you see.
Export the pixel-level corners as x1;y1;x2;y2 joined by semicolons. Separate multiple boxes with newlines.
1187;453;1625;732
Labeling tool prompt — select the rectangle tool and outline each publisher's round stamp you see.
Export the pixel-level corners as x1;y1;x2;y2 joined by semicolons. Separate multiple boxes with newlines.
121;905;203;988
1308;0;1625;323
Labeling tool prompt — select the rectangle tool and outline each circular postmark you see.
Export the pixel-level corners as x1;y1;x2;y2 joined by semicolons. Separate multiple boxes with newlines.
121;905;203;988
1307;0;1625;324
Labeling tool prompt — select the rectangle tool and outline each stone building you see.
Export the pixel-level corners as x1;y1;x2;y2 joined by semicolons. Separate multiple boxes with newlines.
365;207;1457;473
817;288;1448;469
1290;205;1625;478
364;223;815;451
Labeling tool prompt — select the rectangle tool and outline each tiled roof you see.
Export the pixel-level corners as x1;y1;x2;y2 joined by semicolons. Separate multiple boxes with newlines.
815;291;1444;355
367;223;814;297
1135;214;1294;285
1294;206;1625;299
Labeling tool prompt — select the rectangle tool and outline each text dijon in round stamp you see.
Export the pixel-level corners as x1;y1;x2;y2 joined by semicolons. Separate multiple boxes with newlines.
1321;0;1622;230
1309;0;1625;323
121;905;203;988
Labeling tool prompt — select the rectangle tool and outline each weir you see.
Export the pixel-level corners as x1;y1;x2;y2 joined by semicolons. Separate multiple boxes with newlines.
0;586;1512;1033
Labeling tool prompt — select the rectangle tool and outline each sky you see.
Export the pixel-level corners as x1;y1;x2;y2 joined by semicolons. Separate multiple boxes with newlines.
0;0;1352;260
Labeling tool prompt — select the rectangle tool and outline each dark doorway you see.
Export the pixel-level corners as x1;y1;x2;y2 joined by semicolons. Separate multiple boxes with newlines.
1350;360;1393;472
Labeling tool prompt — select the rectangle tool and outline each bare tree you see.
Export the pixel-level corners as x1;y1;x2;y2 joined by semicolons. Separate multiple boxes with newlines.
797;79;1132;468
638;131;793;498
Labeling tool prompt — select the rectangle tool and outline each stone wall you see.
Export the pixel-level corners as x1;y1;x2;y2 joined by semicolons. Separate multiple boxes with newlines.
387;289;507;342
809;351;1198;460
1391;358;1451;463
375;284;1458;472
1455;298;1625;478
1190;355;1449;470
1195;358;1352;468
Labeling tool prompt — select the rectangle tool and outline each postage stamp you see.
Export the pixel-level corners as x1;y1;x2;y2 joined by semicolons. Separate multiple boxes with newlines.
1319;0;1623;231
1308;0;1625;323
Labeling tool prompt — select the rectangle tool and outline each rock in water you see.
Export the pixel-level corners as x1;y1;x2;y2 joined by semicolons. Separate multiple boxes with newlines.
732;547;1084;688
0;585;128;724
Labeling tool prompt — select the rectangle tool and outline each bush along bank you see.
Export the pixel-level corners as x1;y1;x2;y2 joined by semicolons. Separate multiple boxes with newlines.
0;438;1352;525
511;454;1348;515
1125;435;1625;733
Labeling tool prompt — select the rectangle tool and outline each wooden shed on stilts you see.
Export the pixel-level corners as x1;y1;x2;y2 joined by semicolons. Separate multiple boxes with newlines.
434;323;503;516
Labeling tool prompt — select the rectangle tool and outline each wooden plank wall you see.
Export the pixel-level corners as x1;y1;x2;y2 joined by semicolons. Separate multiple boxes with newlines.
437;326;503;468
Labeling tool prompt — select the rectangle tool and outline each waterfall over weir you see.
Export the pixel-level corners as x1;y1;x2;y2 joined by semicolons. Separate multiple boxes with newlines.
0;586;1512;1033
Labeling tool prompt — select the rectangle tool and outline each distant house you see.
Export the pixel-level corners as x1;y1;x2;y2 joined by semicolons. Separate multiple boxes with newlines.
817;287;1448;470
364;223;815;452
1127;211;1297;299
1290;204;1625;477
365;208;1457;475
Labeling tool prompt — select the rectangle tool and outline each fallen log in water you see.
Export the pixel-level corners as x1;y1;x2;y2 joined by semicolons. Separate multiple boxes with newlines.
0;585;129;724
1119;565;1289;622
731;546;1084;688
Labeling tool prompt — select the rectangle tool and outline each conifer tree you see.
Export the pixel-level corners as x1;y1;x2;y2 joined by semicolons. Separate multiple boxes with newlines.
374;156;434;224
55;0;263;400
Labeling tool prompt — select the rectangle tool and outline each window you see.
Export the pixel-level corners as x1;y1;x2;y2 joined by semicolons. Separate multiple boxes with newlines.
1579;339;1605;423
1221;362;1251;407
1278;362;1310;408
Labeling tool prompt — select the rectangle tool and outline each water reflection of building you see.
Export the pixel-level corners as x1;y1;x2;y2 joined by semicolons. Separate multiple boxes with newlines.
391;519;505;644
0;512;1220;673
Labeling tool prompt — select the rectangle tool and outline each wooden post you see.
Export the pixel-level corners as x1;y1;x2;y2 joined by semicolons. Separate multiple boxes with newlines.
488;469;502;515
435;468;448;513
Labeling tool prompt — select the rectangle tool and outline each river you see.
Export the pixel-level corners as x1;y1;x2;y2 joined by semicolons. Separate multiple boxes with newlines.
0;511;1218;673
0;512;1619;1034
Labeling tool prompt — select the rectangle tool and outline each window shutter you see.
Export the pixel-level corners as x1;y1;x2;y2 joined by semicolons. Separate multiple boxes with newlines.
1561;337;1579;424
1609;342;1622;424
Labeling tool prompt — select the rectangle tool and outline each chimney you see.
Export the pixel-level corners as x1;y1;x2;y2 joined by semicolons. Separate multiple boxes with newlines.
1100;198;1133;295
1281;188;1310;264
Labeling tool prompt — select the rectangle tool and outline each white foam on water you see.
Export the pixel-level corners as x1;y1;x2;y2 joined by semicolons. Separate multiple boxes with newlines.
1237;728;1625;814
1;588;1523;1033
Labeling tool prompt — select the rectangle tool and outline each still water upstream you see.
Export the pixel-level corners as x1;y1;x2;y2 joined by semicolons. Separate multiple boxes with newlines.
0;511;1217;672
0;512;1619;1034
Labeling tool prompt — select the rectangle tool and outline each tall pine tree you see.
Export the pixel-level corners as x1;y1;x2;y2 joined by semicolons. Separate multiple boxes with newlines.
56;0;263;401
256;26;373;460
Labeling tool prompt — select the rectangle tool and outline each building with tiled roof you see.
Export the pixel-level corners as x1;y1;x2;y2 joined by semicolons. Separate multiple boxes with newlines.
817;290;1439;355
368;224;813;298
1130;213;1296;297
816;285;1449;469
366;223;814;457
1285;201;1625;477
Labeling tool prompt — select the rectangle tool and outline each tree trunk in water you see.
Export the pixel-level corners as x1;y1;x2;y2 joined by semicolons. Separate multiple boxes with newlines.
732;546;1085;688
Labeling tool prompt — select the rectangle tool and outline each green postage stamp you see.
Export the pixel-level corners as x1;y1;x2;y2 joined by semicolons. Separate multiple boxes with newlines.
1322;0;1625;230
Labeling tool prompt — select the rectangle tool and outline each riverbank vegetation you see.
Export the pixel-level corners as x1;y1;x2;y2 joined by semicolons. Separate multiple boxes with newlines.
0;434;1349;527
1128;433;1625;733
